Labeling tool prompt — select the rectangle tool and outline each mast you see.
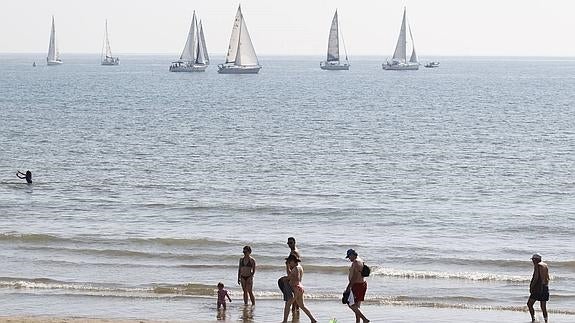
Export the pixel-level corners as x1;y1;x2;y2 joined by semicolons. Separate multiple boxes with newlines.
234;9;243;65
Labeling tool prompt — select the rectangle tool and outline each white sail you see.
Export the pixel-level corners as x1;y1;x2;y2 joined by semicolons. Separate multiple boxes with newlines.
103;20;113;58
196;20;209;65
326;11;339;62
180;11;198;62
47;16;60;62
383;7;418;70
392;8;407;62
409;27;418;63
224;7;242;64
235;10;259;67
101;20;119;65
218;5;260;73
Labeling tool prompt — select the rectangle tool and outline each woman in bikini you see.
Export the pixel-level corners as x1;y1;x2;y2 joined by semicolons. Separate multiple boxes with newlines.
237;245;256;305
282;254;317;323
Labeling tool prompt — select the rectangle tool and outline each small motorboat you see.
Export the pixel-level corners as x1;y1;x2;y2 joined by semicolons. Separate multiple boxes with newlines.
424;61;440;68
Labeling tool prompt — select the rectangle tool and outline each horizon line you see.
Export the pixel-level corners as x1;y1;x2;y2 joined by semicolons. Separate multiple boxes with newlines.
2;52;575;59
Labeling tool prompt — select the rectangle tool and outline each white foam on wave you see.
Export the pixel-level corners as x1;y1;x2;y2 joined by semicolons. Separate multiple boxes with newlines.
372;267;529;282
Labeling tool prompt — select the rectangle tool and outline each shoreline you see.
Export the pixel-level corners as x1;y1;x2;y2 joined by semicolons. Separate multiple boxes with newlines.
2;300;573;323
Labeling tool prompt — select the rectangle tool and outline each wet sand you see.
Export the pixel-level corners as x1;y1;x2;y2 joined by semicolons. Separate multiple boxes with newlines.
2;298;573;323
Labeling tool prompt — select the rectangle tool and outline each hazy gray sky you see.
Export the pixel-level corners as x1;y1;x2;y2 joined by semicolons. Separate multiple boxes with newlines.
2;0;574;56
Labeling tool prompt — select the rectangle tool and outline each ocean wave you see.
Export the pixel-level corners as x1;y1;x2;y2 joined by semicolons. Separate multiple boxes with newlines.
368;297;575;315
372;267;530;282
126;237;233;247
2;276;574;315
436;257;575;271
0;232;72;243
152;282;217;295
0;277;146;293
0;277;275;298
0;232;236;249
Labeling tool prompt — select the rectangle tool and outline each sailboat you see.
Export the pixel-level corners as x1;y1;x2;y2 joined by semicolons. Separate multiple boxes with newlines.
170;11;209;72
101;20;119;66
218;5;261;74
382;7;419;70
46;16;62;65
320;10;349;70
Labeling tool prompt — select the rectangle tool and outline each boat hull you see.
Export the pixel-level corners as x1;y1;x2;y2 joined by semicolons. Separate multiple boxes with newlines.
217;65;261;74
169;64;208;72
102;58;119;66
320;62;350;70
47;60;63;66
382;63;419;70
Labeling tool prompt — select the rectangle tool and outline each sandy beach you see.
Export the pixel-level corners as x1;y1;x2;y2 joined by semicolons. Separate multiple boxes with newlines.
2;299;574;323
0;318;163;323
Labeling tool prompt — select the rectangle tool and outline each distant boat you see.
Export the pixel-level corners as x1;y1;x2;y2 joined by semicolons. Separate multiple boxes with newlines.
320;10;349;70
46;16;62;66
170;11;209;72
218;5;261;74
32;62;36;67
101;20;119;66
382;7;419;70
424;61;440;68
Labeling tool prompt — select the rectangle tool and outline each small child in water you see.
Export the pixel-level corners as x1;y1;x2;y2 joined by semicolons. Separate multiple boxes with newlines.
217;282;232;310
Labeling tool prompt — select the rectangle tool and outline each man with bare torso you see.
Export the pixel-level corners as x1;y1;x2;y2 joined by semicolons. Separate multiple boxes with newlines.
279;237;300;313
345;249;369;323
527;253;550;322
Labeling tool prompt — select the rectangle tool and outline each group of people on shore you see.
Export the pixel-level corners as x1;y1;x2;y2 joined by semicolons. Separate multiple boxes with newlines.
215;237;370;323
12;170;551;322
216;239;551;323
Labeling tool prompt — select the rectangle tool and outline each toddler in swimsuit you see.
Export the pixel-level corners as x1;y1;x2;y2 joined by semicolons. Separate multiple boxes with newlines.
217;282;232;310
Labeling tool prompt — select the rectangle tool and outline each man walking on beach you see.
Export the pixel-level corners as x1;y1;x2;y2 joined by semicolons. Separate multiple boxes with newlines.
345;249;369;323
287;237;300;259
527;253;550;322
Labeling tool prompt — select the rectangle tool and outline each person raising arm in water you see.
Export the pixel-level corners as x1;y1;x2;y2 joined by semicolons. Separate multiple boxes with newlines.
16;170;32;184
238;245;256;305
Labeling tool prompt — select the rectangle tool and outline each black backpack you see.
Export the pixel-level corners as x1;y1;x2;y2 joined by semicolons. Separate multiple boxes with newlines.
361;264;371;277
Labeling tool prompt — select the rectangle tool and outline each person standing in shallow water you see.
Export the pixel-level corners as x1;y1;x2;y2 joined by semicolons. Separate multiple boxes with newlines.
345;249;370;323
16;170;32;184
216;282;232;310
527;253;550;323
238;245;256;305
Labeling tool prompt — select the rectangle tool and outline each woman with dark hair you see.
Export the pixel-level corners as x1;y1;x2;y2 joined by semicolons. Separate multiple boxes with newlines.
238;245;256;305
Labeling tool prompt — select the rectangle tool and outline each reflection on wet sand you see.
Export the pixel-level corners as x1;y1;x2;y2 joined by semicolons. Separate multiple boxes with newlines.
240;304;254;322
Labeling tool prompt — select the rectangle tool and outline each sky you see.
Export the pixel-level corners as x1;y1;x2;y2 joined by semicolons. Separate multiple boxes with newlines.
1;0;575;57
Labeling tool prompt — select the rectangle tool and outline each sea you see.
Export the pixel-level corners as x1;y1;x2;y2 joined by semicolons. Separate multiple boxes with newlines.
0;54;574;322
